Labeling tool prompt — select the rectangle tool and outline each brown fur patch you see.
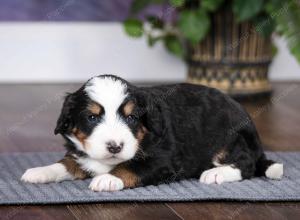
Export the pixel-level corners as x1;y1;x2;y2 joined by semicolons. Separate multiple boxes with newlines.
72;128;87;146
59;155;90;179
123;101;135;116
136;126;148;143
88;102;102;115
110;164;140;188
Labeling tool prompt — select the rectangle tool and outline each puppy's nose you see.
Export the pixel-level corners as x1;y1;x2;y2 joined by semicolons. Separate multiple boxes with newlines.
106;141;123;154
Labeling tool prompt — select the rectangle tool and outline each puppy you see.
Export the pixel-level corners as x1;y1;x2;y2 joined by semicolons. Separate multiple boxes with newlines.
21;75;283;191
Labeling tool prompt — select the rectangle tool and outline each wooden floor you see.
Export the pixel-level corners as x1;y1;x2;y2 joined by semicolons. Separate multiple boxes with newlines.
0;82;299;220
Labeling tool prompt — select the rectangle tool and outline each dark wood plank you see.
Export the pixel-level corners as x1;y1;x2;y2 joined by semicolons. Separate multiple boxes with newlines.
241;83;300;150
0;205;76;220
0;82;299;219
167;202;300;220
67;203;182;220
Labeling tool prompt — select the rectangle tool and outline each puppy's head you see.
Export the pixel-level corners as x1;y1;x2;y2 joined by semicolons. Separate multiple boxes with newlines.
55;75;149;165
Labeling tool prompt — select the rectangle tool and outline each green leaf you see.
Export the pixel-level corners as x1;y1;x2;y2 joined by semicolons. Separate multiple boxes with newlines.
178;9;210;44
290;40;300;62
266;0;300;63
233;0;264;22
147;15;164;29
202;0;224;12
265;0;283;14
148;35;163;47
170;0;185;7
164;35;184;57
124;19;143;37
271;43;278;57
254;15;275;37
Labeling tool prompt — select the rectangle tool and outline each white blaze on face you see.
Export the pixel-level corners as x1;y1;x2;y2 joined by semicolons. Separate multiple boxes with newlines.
83;76;138;164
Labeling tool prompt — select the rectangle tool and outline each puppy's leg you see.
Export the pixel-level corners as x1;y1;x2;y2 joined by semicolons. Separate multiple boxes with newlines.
200;135;255;184
21;154;89;183
89;163;140;192
21;163;73;183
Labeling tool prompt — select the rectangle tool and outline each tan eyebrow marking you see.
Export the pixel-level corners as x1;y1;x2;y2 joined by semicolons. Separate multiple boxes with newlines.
123;100;135;116
88;102;102;115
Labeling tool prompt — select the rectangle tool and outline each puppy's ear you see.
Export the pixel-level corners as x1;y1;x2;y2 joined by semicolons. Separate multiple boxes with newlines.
137;92;165;137
54;93;76;135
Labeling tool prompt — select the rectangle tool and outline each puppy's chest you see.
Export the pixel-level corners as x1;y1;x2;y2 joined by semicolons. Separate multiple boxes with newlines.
76;157;115;176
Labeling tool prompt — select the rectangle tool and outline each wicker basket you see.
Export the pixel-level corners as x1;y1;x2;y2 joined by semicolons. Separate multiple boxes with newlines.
186;10;272;96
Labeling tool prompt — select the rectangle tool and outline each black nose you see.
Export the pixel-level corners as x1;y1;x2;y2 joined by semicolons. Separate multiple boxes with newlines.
106;141;123;154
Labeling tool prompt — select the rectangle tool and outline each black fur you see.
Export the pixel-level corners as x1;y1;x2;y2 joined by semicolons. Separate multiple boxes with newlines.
125;83;272;185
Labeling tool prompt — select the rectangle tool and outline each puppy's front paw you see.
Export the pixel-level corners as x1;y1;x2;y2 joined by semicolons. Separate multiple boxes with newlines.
89;174;124;192
21;163;72;183
21;167;54;183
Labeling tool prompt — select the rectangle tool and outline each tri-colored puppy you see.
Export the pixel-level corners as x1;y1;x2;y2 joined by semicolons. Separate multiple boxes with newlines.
21;75;283;191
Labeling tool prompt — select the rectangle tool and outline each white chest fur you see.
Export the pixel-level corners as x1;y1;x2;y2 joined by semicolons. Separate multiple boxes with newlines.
76;157;115;176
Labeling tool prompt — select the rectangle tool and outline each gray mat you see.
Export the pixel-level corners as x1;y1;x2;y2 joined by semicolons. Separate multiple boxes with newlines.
0;152;299;204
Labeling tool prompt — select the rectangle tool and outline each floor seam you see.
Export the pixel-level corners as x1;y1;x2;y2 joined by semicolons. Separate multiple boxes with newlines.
165;203;185;220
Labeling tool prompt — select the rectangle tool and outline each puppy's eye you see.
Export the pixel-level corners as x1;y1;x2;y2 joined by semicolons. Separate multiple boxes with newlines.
126;115;137;124
87;115;99;123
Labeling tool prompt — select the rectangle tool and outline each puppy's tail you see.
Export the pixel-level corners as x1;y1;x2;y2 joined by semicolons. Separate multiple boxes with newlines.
255;153;283;179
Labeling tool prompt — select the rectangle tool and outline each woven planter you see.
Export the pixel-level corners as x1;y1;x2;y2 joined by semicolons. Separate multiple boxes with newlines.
186;10;272;96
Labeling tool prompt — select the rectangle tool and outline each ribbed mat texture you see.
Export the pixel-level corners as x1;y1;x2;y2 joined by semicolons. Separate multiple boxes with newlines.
0;152;299;204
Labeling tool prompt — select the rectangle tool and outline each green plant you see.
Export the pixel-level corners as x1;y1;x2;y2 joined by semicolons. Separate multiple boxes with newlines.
123;0;300;62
